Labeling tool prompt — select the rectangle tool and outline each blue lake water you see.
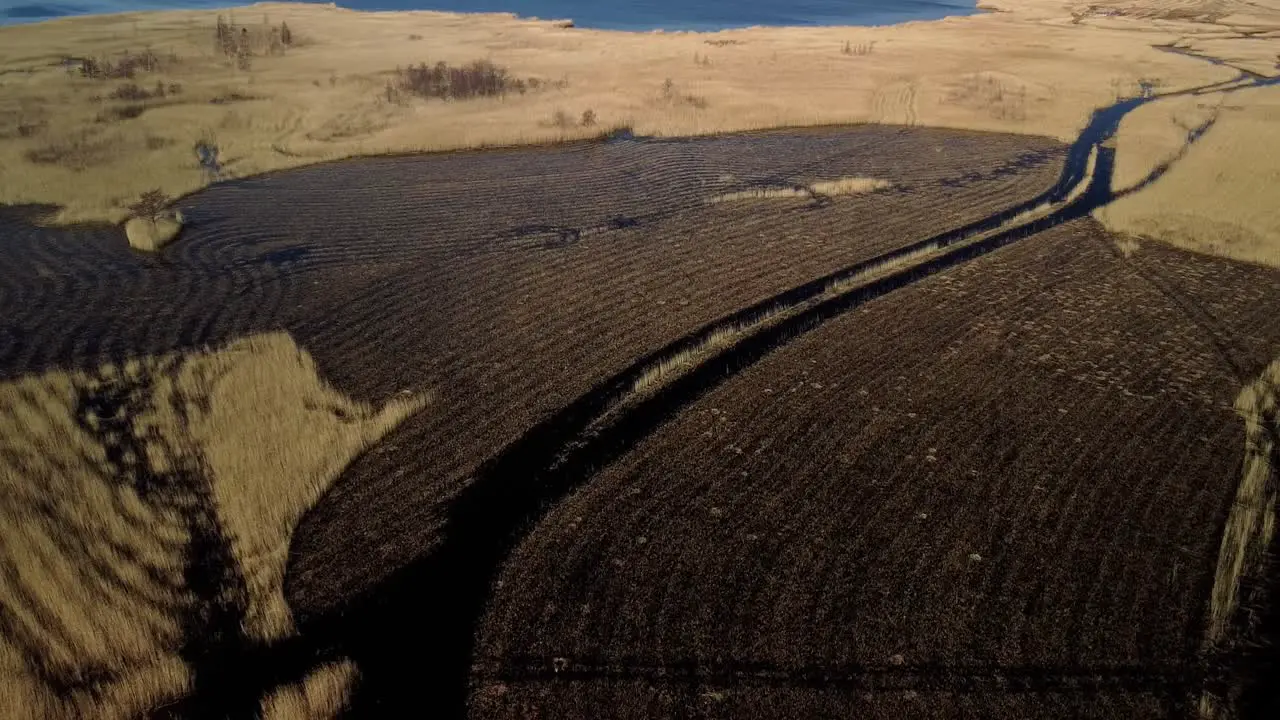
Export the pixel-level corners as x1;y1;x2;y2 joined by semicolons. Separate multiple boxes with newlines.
1;0;978;29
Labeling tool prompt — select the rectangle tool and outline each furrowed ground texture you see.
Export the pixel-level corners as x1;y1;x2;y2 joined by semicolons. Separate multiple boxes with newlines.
0;125;1064;606
472;219;1280;718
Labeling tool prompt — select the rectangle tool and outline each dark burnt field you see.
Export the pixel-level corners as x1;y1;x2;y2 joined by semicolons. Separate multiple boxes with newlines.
0;126;1064;599
3;121;1279;719
473;219;1280;718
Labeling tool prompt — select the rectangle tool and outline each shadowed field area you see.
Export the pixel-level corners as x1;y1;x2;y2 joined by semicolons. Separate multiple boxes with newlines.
0;333;422;719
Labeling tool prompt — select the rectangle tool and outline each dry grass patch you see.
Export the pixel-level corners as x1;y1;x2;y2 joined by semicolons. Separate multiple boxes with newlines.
1205;358;1280;648
1095;84;1280;268
0;333;426;717
707;176;891;204
1114;236;1141;257
259;660;358;720
810;177;894;196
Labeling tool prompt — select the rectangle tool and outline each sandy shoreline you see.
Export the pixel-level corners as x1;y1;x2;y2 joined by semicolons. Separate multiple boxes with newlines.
0;0;1277;263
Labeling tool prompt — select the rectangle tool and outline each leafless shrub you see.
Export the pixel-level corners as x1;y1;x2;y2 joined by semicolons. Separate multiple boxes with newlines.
128;189;170;221
580;109;597;127
693;52;712;67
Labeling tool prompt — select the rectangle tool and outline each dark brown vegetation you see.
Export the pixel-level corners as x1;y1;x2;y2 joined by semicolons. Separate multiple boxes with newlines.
7;124;1278;717
128;189;170;220
0;126;1065;717
0;125;1068;604
68;47;176;81
389;60;536;102
107;81;182;101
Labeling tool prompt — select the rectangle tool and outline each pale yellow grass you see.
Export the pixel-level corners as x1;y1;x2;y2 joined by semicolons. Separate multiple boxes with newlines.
0;333;425;718
810;177;894;196
1205;358;1279;648
706;176;891;203
259;660;358;720
1104;93;1221;192
1096;82;1280;267
0;1;1243;227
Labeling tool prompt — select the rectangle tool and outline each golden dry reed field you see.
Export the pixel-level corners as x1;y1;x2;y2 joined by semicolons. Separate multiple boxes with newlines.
0;334;425;718
0;0;1276;261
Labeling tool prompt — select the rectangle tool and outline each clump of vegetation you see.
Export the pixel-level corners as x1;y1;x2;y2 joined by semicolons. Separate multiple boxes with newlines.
549;109;574;129
96;104;147;123
108;81;182;101
704;39;741;47
842;40;876;56
71;47;174;80
391;60;538;101
580;109;597;127
693;52;713;68
660;78;709;109
195;139;222;181
215;14;295;70
1114;237;1140;258
947;73;1027;121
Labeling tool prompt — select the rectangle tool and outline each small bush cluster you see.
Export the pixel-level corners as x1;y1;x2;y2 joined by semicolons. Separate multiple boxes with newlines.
388;60;546;102
108;81;181;101
71;48;173;80
842;40;875;56
96;104;147;123
660;78;709;109
543;108;598;130
215;15;294;69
